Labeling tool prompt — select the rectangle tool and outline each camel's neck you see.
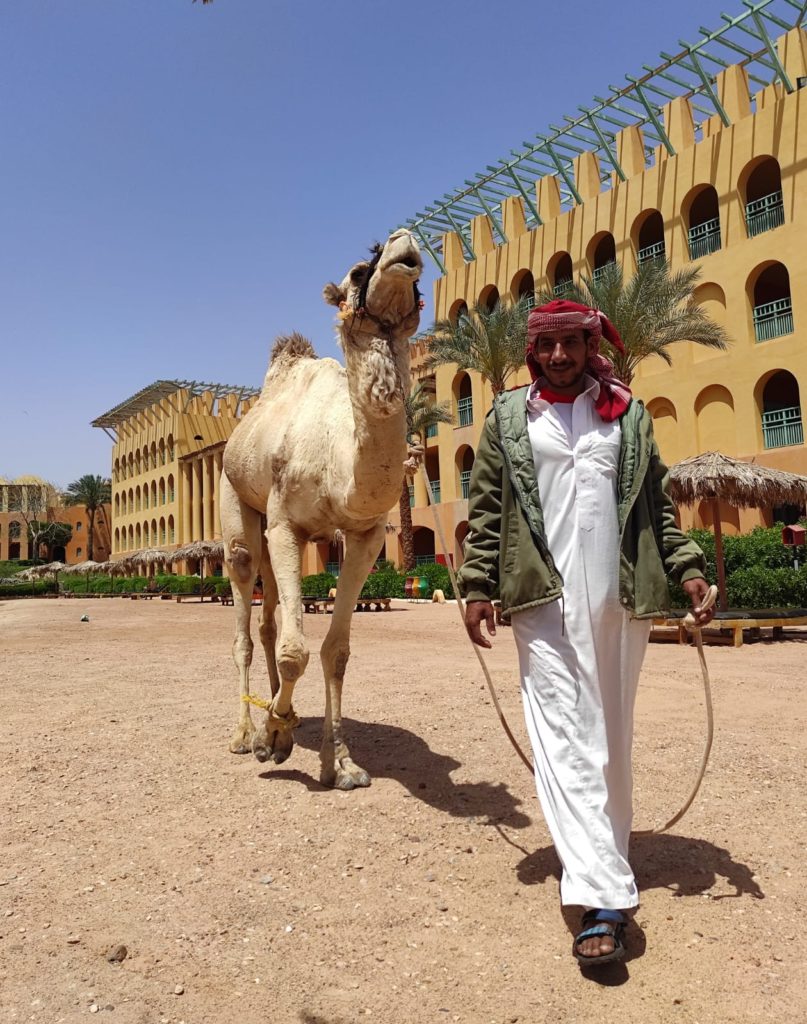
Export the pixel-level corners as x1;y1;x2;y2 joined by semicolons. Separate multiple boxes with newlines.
340;327;411;518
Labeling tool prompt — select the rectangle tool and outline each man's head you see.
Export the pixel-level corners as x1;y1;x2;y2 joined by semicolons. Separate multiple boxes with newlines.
531;328;598;394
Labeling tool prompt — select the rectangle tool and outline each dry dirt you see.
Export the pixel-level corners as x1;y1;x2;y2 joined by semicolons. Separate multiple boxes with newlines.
1;597;805;1024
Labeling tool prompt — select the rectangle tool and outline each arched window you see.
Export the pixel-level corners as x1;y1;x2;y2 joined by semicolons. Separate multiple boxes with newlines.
143;521;150;546
647;398;679;463
167;474;175;503
449;299;469;325
749;263;793;342
456;446;475;500
128;488;134;514
159;439;166;465
633;210;665;265
150;480;157;508
511;270;535;308
547;252;573;296
588;233;616;281
413;526;436;565
114;527;120;552
151;518;158;546
135;523;142;549
454;372;474;427
454;521;470;568
478;285;499;313
135;485;142;512
150;443;157;470
759;371;803;449
114;494;120;516
167;434;175;462
159;478;166;505
168;515;175;544
742;157;784;237
159;517;166;545
695;385;736;455
684;185;721;259
127;525;134;551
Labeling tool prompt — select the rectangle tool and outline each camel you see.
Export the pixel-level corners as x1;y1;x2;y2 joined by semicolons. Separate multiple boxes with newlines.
220;228;423;789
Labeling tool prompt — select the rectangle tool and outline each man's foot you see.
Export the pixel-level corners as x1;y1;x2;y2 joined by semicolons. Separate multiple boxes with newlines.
573;909;627;965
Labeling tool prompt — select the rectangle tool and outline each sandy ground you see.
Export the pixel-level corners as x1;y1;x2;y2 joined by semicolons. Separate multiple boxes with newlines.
0;596;805;1024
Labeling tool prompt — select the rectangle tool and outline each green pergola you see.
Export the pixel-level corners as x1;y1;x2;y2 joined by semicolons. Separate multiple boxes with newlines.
397;0;807;272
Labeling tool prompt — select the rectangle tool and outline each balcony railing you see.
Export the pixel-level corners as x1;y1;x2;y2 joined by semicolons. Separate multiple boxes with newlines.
687;218;722;259
762;406;803;449
553;278;573;297
457;396;473;427
753;298;793;342
460;470;472;500
745;191;784;237
429;480;441;504
408;484;414;508
415;554;436;565
637;240;666;265
326;561;340;575
592;260;616;282
425;423;438;439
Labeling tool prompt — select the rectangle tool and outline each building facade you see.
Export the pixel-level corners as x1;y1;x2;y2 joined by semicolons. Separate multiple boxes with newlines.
388;24;807;567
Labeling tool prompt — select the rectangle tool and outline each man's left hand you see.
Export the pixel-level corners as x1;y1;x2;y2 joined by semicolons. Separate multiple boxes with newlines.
682;577;716;627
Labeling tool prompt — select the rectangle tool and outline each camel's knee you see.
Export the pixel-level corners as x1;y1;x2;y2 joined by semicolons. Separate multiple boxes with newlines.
232;634;254;667
225;539;255;585
321;638;350;680
258;616;277;648
277;638;309;682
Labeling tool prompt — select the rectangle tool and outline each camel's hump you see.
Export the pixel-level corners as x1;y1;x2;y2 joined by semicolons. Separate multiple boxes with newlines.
270;333;317;364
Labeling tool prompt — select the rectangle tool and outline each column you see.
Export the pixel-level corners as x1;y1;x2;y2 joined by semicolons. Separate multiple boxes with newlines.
202;455;214;541
192;459;203;542
213;451;223;538
181;463;192;544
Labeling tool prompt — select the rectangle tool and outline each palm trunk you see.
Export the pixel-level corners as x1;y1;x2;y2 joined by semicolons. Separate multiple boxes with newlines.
87;508;95;562
399;477;415;572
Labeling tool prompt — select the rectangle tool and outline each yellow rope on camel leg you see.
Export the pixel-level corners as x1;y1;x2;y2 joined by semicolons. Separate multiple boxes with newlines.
241;694;300;731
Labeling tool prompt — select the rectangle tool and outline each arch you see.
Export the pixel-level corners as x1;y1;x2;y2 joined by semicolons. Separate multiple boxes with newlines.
159;478;166;505
547;251;573;294
150;480;158;508
683;183;723;259
456;444;475;499
478;285;499;313
159;516;166;545
127;453;134;477
646;397;679;463
448;298;469;325
167;473;175;503
692;282;728;362
128;487;134;513
454;520;470;567
143;521;150;547
150;517;157;545
127;525;134;551
740;156;784;237
167;514;175;544
511;269;535;306
158;438;166;465
631;209;665;265
114;493;120;516
747;262;793;342
587;232;616;277
167;434;175;462
695;384;736;454
150;442;157;469
135;484;142;512
135;523;142;549
453;371;474;427
756;369;803;450
114;527;120;552
413;526;435;564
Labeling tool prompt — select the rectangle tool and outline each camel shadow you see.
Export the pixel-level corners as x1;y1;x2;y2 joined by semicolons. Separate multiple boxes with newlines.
516;832;764;902
259;715;532;830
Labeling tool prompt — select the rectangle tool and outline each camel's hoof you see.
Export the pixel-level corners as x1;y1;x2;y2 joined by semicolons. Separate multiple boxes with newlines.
252;726;295;765
323;759;371;790
229;727;255;755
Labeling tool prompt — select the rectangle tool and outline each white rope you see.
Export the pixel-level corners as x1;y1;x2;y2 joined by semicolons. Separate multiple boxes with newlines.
419;462;718;836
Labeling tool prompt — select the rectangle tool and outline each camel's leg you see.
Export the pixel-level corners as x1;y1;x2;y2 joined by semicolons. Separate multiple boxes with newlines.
220;472;263;754
252;520;309;765
319;521;385;790
257;550;281;699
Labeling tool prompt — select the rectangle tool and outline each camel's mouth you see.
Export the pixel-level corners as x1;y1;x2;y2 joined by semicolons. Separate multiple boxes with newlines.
381;253;422;277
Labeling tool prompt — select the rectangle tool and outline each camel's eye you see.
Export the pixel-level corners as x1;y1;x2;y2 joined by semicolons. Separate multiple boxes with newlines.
350;264;369;283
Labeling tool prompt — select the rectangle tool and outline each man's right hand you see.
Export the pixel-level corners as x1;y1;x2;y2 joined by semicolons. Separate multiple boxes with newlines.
464;600;497;648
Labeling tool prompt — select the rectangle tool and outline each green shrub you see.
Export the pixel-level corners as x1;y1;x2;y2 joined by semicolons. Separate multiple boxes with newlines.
407;561;454;599
361;568;405;599
301;572;337;599
0;579;56;598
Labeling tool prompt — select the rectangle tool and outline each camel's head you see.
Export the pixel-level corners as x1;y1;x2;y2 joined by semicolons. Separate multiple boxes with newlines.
323;229;423;336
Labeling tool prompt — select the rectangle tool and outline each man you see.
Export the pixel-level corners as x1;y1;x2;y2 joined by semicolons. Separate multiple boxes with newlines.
457;299;714;966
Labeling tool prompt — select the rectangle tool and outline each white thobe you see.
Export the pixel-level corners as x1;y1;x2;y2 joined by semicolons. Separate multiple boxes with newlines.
511;378;650;910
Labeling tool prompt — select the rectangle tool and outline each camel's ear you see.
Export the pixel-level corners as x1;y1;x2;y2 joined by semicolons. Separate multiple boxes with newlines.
323;282;345;307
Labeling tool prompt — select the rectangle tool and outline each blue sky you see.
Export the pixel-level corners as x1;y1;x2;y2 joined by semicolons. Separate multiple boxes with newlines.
1;0;745;486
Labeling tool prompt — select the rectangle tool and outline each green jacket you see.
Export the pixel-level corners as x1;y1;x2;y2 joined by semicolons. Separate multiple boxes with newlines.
456;387;706;621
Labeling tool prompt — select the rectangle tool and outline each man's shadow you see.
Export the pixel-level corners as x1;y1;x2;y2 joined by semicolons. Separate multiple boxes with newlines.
513;831;763;984
262;714;532;830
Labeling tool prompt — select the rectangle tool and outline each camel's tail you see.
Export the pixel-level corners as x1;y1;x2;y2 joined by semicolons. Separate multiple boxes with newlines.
270;333;317;365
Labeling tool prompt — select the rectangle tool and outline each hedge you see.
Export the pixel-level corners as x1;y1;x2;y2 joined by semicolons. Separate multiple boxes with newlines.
301;561;454;601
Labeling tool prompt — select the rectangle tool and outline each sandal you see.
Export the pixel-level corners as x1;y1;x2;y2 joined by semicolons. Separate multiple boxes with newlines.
573;909;627;966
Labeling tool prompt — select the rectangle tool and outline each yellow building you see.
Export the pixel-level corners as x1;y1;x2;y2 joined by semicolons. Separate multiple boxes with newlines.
93;379;260;564
390;15;807;565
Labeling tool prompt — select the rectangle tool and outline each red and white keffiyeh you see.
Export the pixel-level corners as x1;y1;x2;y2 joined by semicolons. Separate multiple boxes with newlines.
525;299;631;422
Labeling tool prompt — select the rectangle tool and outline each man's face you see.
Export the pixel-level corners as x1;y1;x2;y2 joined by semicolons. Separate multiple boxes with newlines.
532;328;597;392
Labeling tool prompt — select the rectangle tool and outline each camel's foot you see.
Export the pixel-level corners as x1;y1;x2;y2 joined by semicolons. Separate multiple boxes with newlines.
252;707;298;765
321;757;371;791
229;721;256;755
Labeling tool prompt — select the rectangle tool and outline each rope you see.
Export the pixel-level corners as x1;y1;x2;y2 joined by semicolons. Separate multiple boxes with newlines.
419;461;718;836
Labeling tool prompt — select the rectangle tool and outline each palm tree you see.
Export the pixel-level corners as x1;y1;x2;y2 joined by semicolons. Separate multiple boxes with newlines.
536;261;729;385
400;382;454;571
64;475;111;563
426;295;533;396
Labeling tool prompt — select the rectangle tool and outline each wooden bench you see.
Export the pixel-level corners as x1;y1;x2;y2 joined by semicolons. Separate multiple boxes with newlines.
302;597;335;614
354;597;391;611
651;609;807;648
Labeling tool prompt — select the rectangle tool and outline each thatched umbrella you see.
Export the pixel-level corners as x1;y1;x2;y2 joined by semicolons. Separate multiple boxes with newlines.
14;560;65;595
132;547;173;577
170;540;224;601
668;451;807;610
62;559;103;593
